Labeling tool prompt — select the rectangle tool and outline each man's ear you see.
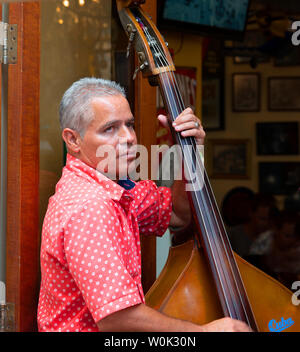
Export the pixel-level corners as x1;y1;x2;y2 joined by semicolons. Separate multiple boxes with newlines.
62;128;81;154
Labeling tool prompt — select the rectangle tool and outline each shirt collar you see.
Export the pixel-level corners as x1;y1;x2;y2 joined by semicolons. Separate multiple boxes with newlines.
65;154;134;201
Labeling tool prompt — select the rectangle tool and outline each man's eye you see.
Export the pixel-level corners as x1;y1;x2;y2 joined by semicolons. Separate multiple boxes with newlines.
104;126;114;133
127;122;135;129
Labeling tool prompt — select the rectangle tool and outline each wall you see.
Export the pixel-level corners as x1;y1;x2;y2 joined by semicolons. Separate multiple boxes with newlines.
208;50;300;209
161;29;300;211
155;28;300;275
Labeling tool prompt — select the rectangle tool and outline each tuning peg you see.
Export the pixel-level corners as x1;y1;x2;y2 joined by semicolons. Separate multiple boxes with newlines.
133;62;148;80
126;24;137;58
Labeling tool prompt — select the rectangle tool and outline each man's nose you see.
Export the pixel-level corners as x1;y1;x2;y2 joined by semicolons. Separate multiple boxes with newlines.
119;125;136;144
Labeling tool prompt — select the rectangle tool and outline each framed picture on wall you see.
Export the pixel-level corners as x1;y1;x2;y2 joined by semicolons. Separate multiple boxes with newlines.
202;78;224;130
256;122;299;155
232;73;260;112
207;139;251;179
259;162;300;195
268;77;300;111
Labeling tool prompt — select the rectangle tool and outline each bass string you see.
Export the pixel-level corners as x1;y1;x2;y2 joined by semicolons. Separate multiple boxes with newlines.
200;163;256;323
163;72;255;325
165;75;252;323
161;77;245;321
143;29;243;314
151;41;253;324
166;71;252;324
141;25;242;319
142;23;238;316
142;22;252;324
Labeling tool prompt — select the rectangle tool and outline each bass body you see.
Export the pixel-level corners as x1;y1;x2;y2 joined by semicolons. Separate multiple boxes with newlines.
146;240;300;332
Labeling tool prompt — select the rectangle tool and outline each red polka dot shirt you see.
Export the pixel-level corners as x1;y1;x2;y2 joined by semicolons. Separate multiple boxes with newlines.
37;154;172;332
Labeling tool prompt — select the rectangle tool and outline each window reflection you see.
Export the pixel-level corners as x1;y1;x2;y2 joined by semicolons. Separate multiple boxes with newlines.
39;0;112;230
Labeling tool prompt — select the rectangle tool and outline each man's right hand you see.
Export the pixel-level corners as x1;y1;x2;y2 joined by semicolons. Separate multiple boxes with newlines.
201;317;253;332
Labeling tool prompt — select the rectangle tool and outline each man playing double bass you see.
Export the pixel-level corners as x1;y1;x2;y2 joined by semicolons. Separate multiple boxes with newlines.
37;77;251;332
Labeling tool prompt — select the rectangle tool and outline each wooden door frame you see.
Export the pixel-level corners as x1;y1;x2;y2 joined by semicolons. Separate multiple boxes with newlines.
134;1;158;294
6;2;40;332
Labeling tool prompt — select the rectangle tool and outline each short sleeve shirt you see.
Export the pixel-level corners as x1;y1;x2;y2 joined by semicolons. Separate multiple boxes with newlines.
37;154;172;332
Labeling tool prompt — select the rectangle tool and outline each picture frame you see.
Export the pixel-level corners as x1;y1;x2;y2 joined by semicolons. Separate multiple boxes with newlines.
256;122;299;155
202;38;225;131
268;77;300;111
207;139;251;179
202;77;225;131
232;73;260;112
259;162;300;195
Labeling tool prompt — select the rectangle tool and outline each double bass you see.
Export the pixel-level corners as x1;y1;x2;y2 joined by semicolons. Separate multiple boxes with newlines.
116;0;300;331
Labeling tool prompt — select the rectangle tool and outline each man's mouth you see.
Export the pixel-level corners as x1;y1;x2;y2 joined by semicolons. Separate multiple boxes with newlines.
119;152;136;160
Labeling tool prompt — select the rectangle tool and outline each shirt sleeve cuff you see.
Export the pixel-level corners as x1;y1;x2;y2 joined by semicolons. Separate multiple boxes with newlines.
93;290;143;324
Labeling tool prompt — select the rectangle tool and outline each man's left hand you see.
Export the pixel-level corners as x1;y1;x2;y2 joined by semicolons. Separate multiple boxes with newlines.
158;107;205;145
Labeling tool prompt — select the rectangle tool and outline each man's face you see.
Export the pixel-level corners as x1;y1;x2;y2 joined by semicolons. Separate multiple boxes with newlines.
78;94;137;179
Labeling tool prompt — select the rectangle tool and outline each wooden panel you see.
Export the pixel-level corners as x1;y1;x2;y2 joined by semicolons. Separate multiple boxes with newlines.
0;5;1;164
134;1;158;294
0;4;3;285
6;2;40;332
